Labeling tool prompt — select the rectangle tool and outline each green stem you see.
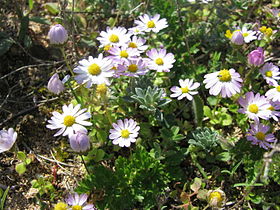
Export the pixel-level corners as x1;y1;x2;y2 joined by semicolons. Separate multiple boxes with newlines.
243;67;257;88
80;154;90;174
60;47;75;76
191;153;208;180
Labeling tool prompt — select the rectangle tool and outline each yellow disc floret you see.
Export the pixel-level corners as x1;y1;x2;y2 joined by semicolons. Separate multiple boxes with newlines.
104;45;111;51
268;106;275;111
121;129;130;138
128;42;137;48
128;64;138;72
208;191;224;207
155;58;164;65
242;32;249;37
265;71;272;77
276;86;280;92
88;63;101;75
181;86;189;93
109;34;119;43
147;20;155;28
248;104;259;114
218;69;231;82
264;28;273;37
225;30;232;39
120;50;128;58
54;202;68;210
96;83;107;94
63;115;75;126
72;205;82;210
259;26;267;33
255;132;265;141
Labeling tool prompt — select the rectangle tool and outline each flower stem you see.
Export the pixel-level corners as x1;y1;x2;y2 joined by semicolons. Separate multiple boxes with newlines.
60;47;75;76
190;153;208;180
80;154;90;174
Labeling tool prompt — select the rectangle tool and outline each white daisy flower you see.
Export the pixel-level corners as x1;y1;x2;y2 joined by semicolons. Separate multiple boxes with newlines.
127;36;148;53
146;48;175;72
240;26;257;43
74;54;113;88
238;92;271;122
265;85;280;102
128;26;145;35
96;26;131;47
170;79;200;100
108;46;140;65
109;119;140;147
203;68;243;98
46;104;92;137
134;14;168;33
260;62;280;86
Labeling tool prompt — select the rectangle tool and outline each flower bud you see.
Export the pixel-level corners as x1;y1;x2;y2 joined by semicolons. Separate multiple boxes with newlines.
0;128;17;153
69;132;90;152
48;24;68;45
248;47;264;67
47;73;65;94
231;30;244;45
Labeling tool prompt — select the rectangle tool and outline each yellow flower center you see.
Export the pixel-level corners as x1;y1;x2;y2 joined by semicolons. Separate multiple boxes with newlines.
225;30;232;39
242;32;249;37
104;45;111;51
54;202;68;210
276;86;280;92
259;26;267;33
255;132;265;141
155;58;164;65
96;83;107;94
209;191;223;204
88;63;101;75
218;69;231;82
112;66;117;71
109;34;119;43
268;106;275;111
264;28;273;36
120;50;128;58
72;205;82;210
63;115;75;126
248;104;259;114
181;86;189;93
128;42;137;48
128;64;138;72
265;71;272;77
147;20;155;28
121;129;130;138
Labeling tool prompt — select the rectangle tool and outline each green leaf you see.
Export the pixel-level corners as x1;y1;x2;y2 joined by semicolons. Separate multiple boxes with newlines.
25;158;32;165
216;152;231;162
220;112;232;126
190;177;202;192
94;149;105;162
0;32;13;56
44;3;59;15
192;95;204;127
29;0;34;11
17;151;26;161
15;162;27;175
203;106;212;118
29;16;51;25
0;186;9;210
207;96;218;106
197;189;208;200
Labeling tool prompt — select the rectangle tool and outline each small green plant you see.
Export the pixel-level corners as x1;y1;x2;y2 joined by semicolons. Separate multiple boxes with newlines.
31;176;56;200
0;187;9;210
15;151;32;175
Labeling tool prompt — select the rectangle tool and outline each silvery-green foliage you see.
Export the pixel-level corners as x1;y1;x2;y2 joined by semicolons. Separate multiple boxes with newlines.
188;127;220;152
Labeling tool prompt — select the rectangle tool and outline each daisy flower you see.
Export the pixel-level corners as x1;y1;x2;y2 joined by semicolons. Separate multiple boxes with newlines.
97;26;131;47
128;26;145;35
203;68;242;98
134;14;168;33
246;123;276;150
260;62;280;86
268;101;280;121
170;79;200;100
65;193;96;210
238;92;271;122
127;36;148;53
265;85;280;102
225;26;257;43
108;46;140;65
0;128;17;153
74;54;113;88
146;48;175;72
46;104;92;137
109;119;140;147
118;58;148;77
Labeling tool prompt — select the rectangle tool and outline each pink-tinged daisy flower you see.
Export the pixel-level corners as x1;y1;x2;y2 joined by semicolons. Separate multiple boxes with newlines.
0;128;17;153
260;62;280;86
97;26;131;47
109;119;140;147
268;101;280;121
246;123;276;150
238;92;271;122
146;48;175;72
265;85;280;102
65;193;96;210
74;54;113;88
46;104;92;137
203;68;242;98
134;14;168;33
118;58;148;77
127;36;148;53
170;79;200;100
108;46;140;65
